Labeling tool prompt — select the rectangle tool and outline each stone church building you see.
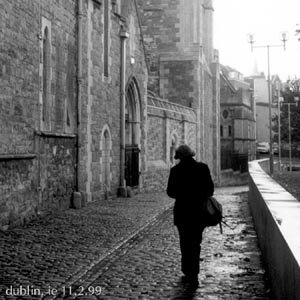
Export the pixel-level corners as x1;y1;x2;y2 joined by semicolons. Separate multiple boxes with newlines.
0;0;220;230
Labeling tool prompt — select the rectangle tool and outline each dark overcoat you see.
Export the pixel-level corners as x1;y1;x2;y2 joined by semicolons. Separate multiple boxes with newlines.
167;157;214;226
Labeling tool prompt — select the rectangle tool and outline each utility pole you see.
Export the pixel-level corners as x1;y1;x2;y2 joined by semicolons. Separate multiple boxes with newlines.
278;96;283;171
248;33;287;175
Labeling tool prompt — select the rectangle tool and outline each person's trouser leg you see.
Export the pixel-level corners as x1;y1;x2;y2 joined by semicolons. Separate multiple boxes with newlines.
177;225;204;277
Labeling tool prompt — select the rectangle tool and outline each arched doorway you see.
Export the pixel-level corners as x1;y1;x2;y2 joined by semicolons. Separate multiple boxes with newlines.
125;78;141;188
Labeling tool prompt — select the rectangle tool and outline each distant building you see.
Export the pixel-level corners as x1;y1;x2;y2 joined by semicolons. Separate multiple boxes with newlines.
220;66;256;171
245;73;278;144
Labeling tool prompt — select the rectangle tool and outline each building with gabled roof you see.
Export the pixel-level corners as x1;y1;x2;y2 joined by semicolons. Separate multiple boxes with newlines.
245;72;279;144
220;65;256;172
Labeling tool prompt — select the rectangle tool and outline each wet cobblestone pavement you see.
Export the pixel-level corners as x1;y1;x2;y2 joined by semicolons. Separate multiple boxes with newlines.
0;187;270;299
0;193;173;300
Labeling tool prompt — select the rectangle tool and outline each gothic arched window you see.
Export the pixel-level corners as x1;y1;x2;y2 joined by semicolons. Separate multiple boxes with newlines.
42;26;51;126
125;80;140;146
170;134;178;164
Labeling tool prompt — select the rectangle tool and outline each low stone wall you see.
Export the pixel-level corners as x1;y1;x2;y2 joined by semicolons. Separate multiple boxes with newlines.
0;136;76;231
248;159;300;300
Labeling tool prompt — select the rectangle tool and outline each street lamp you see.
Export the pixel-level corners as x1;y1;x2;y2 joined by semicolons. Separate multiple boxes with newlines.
281;97;299;172
248;32;287;175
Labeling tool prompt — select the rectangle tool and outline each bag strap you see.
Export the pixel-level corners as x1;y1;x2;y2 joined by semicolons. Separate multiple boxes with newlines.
219;222;223;234
221;220;234;231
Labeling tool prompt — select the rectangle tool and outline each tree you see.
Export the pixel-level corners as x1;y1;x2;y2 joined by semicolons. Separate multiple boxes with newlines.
296;24;300;41
279;79;300;145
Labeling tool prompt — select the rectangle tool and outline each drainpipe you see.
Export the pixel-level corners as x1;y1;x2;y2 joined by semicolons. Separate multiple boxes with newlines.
118;26;129;197
37;0;42;209
73;0;83;207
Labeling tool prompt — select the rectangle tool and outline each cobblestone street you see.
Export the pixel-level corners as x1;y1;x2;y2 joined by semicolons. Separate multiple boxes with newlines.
2;0;296;298
0;193;173;300
0;187;270;300
72;187;269;300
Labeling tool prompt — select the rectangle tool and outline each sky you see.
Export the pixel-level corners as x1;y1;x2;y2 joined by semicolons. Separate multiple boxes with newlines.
213;0;300;81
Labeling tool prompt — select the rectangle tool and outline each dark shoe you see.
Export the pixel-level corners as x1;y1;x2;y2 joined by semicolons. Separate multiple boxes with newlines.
181;275;199;287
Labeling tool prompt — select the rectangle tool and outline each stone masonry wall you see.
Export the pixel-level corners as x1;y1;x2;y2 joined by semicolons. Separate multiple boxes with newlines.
147;114;165;161
160;60;195;107
0;1;39;155
137;0;181;94
39;136;76;212
144;102;197;192
0;158;38;230
203;71;214;174
137;0;220;183
202;1;213;64
40;0;77;133
78;0;148;201
0;0;77;229
0;0;148;230
185;121;197;151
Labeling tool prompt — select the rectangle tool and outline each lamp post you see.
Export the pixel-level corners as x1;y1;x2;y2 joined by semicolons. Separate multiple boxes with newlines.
281;98;299;172
248;33;287;175
278;96;284;171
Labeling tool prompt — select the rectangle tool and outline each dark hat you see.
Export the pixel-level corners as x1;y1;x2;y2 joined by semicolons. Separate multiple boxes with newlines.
174;145;195;160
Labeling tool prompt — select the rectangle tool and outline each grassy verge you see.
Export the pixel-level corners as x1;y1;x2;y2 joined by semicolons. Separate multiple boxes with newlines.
272;171;300;201
260;157;300;201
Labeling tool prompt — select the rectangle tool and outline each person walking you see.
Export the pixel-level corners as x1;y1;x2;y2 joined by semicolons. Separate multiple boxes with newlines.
167;144;214;287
